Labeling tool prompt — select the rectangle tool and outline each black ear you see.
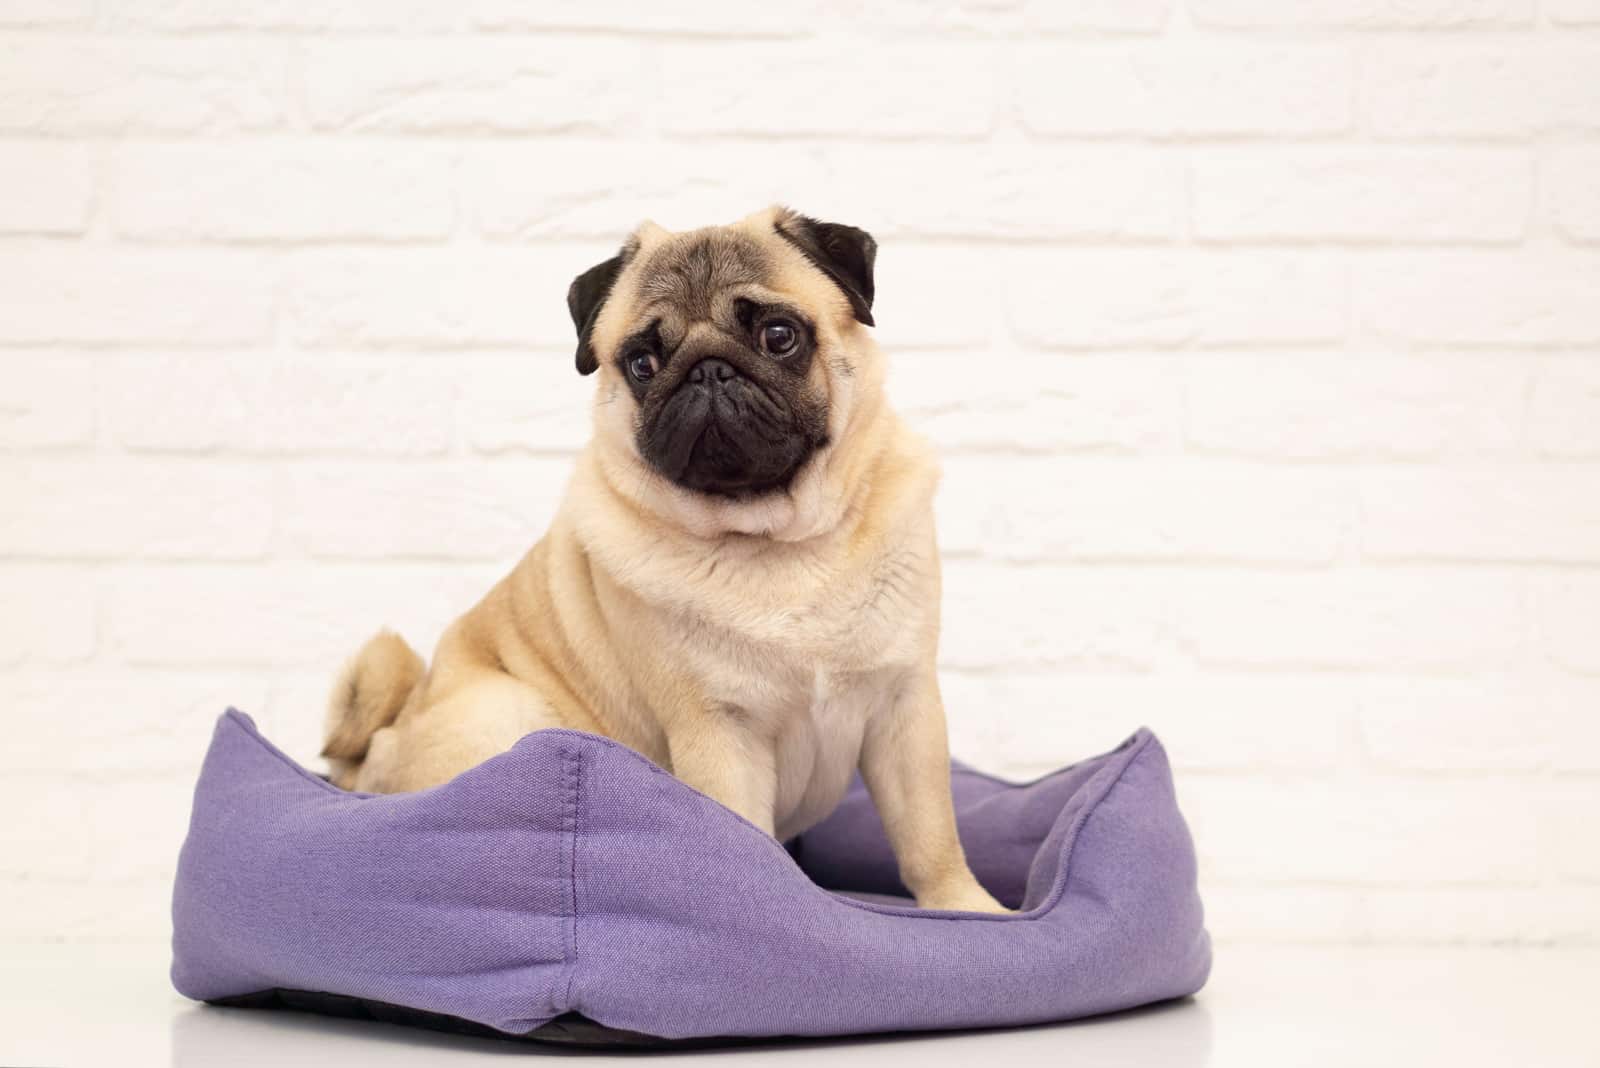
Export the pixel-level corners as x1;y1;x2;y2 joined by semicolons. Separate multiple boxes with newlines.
775;212;877;327
566;254;625;376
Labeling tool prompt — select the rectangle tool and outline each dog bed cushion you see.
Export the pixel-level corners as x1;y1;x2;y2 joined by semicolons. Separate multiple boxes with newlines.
171;710;1210;1043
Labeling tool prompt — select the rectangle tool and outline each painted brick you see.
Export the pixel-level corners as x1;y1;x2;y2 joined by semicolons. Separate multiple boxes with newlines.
257;670;342;771
0;0;95;25
938;457;1352;563
284;247;594;348
470;143;1182;242
939;670;1346;777
1192;0;1534;27
830;144;1182;240
659;41;998;138
1021;0;1173;32
103;563;502;667
1192;148;1530;244
0;567;96;665
1529;358;1600;459
465;142;833;240
301;38;649;133
1;669;261;776
869;244;999;349
1183;354;1525;460
111;1;463;30
1543;146;1600;245
0;355;95;449
940;563;1174;671
1019;43;1353;137
469;0;814;34
0;250;275;346
1178;570;1527;671
458;353;593;454
1365;42;1600;139
276;458;570;560
810;0;1020;35
0;775;92;882
0;35;286;134
1008;251;1347;348
1545;680;1600;772
1186;777;1543;884
0;140;93;235
1536;574;1600;675
1360;469;1600;563
1357;252;1600;345
0;775;193;884
1356;676;1600;772
1545;784;1600;882
891;352;1183;454
0;458;273;560
1547;0;1600;22
99;354;458;456
113;141;456;243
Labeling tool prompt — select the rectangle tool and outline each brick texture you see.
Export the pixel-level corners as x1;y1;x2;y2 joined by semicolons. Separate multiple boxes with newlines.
1;5;1596;950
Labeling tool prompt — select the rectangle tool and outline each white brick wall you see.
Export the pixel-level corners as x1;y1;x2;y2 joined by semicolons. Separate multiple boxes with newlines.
2;2;1597;949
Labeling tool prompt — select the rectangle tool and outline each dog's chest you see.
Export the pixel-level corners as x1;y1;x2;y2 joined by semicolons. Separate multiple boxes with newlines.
681;557;915;836
778;666;876;839
648;506;937;836
724;661;884;841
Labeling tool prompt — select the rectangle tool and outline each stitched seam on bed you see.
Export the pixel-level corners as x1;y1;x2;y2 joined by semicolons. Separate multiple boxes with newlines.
1030;730;1156;920
562;746;581;1015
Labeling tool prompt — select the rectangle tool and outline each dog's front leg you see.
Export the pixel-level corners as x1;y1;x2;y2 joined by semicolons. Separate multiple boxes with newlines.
859;668;1009;913
666;707;778;837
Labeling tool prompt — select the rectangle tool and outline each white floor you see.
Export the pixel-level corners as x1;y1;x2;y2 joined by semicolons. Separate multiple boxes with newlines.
3;943;1596;1067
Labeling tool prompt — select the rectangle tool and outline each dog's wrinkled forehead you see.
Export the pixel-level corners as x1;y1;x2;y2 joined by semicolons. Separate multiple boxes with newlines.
568;208;877;376
629;231;773;321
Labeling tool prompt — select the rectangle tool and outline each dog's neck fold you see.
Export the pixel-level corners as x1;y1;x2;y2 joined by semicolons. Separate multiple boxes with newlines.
583;378;900;546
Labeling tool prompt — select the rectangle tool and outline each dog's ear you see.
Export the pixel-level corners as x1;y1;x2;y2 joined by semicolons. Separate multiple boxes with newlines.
774;210;877;327
566;250;628;376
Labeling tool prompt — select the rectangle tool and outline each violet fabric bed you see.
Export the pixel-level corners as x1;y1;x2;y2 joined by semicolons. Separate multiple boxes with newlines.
171;709;1210;1044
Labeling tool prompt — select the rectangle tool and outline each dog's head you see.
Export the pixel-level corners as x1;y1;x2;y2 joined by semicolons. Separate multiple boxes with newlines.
568;207;884;538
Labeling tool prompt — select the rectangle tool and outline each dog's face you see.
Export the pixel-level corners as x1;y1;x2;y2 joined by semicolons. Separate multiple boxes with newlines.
566;207;882;534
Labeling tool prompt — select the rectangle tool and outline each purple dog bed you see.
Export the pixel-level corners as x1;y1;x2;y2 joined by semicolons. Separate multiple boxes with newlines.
171;710;1210;1045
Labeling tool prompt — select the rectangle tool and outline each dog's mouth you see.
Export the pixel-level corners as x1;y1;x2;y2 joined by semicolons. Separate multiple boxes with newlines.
638;375;826;498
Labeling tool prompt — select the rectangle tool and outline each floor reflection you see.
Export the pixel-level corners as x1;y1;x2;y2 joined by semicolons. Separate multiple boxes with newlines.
172;996;1212;1066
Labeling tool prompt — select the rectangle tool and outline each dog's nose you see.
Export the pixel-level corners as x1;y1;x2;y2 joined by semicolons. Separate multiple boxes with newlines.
687;358;737;385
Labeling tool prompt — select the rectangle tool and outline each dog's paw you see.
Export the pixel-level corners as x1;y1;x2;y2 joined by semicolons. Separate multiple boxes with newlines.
914;881;1013;914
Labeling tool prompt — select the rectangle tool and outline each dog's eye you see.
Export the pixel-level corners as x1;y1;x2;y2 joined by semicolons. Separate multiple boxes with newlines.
759;320;799;358
626;352;659;382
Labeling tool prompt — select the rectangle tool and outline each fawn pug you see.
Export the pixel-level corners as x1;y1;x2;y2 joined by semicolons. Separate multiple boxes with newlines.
323;207;1004;912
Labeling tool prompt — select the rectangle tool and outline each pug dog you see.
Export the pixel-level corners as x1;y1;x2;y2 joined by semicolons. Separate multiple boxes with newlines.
322;206;1006;913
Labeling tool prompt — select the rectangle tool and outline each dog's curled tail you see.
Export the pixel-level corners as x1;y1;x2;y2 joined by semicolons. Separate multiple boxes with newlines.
322;629;425;788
